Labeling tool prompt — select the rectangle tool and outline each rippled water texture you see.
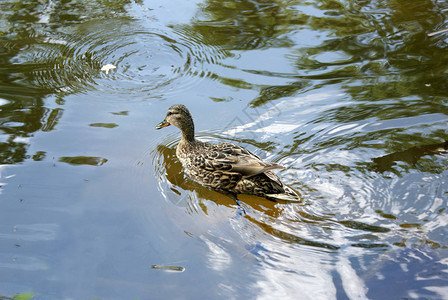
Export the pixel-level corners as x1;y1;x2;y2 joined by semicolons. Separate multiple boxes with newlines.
0;0;448;299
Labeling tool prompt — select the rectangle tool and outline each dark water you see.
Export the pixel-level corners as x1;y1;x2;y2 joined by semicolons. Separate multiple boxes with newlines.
1;0;448;299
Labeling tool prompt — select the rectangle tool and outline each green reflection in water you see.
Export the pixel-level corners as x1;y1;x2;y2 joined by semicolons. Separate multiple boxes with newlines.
189;0;448;105
193;0;302;50
89;122;119;128
0;292;34;300
0;0;136;165
58;156;108;166
369;140;448;174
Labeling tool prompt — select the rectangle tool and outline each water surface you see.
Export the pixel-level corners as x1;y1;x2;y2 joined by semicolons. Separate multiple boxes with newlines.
0;0;447;299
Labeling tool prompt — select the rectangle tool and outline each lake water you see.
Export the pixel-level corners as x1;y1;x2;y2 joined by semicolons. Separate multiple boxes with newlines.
0;0;448;299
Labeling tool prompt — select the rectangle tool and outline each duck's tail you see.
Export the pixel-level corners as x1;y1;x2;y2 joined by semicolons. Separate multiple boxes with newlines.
266;186;302;202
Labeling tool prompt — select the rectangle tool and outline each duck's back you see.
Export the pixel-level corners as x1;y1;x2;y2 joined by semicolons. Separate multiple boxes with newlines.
176;139;299;201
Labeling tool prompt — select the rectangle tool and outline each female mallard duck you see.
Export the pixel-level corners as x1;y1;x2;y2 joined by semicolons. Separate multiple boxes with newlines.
156;104;300;202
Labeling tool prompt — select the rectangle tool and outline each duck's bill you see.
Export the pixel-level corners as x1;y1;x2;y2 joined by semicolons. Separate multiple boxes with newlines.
156;120;170;129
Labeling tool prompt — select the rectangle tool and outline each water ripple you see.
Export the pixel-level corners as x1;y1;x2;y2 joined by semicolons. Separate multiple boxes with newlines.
12;20;226;97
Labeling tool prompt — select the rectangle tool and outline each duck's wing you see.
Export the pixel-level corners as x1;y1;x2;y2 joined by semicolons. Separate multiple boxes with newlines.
215;156;284;177
204;143;284;178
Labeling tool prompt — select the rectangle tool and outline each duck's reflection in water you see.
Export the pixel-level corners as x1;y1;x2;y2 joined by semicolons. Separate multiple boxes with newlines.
155;143;297;214
154;143;343;251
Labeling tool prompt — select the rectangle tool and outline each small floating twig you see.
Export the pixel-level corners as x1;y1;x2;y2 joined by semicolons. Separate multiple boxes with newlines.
151;265;185;272
428;28;448;37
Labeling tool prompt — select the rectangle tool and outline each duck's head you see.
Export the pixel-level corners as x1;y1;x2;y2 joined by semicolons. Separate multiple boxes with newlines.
156;104;195;141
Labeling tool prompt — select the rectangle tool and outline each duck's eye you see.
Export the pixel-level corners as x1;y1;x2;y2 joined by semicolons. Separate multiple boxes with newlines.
167;111;173;116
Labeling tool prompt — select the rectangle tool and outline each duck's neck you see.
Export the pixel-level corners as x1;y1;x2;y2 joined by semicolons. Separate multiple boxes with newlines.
179;118;195;144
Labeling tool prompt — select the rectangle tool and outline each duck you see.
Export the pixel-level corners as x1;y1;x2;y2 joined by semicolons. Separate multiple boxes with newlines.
156;104;300;202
